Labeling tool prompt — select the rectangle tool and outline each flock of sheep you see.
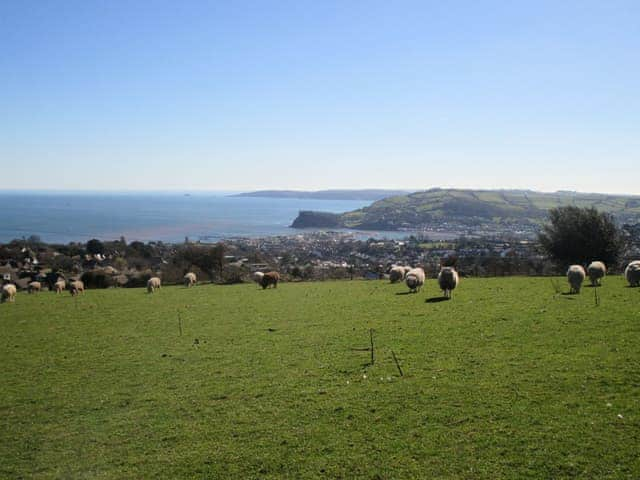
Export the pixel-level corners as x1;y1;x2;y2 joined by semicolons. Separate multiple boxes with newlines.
143;270;281;293
2;261;640;304
390;265;460;298
389;259;640;298
0;269;282;303
565;260;640;293
1;278;86;303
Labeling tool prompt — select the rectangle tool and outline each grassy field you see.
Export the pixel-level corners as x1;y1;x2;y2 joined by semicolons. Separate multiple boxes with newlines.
338;189;640;228
1;277;639;479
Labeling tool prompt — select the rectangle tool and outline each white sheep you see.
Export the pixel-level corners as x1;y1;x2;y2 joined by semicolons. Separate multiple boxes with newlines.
147;276;161;293
389;266;405;283
28;281;41;293
252;271;265;286
625;260;640;287
587;261;606;286
567;265;586;294
405;267;425;293
69;280;85;296
54;279;66;294
438;267;459;299
2;284;17;303
184;272;197;287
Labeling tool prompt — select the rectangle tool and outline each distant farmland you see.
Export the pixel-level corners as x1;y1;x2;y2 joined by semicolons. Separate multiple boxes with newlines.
292;188;640;230
1;277;639;479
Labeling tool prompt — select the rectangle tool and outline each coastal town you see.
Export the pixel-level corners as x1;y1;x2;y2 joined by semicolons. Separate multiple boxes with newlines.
2;221;639;291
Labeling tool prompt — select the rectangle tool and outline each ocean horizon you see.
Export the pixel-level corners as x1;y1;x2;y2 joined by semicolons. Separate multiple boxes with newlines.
0;191;396;244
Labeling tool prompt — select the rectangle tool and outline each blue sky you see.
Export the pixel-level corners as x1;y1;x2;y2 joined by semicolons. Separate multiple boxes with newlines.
1;1;638;193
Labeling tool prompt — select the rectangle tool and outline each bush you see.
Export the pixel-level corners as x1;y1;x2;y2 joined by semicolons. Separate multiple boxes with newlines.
124;272;153;288
86;239;105;255
221;265;245;284
80;271;114;289
50;255;74;274
160;263;188;285
112;257;128;272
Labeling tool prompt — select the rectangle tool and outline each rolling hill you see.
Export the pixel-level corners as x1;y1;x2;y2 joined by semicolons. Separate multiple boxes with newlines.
291;188;640;230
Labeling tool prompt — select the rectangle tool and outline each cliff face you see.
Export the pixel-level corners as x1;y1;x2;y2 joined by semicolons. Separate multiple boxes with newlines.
290;211;343;228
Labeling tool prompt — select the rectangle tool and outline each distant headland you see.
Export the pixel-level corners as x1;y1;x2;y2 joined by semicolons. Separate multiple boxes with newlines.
231;189;409;201
290;188;640;231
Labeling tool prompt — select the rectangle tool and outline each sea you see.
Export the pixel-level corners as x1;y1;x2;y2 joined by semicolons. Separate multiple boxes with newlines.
0;191;414;244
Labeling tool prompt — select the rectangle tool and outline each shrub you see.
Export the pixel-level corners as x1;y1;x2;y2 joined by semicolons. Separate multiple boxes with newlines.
80;270;114;289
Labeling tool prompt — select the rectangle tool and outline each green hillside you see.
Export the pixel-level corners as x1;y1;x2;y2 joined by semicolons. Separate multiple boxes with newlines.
1;278;639;478
292;189;640;230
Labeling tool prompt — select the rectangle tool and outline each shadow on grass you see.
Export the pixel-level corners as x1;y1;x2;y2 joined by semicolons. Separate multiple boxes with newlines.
395;291;416;296
425;296;449;303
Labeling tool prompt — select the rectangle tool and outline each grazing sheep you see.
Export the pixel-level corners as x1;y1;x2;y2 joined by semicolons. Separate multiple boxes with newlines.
438;267;459;299
405;267;425;293
54;279;66;294
252;271;265;285
260;271;280;289
28;281;41;294
625;260;640;287
184;272;197;287
587;261;606;286
147;277;161;293
69;280;85;296
567;265;586;294
402;266;412;276
389;266;405;283
2;284;17;303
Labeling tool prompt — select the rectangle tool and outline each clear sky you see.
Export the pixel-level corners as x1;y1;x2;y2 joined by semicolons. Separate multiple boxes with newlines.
1;1;638;193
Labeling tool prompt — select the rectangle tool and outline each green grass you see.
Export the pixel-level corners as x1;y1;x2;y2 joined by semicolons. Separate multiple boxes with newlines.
1;277;639;479
339;189;640;228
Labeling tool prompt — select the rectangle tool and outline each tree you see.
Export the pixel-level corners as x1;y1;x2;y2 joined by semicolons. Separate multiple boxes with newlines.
86;238;105;255
27;235;42;246
51;255;74;273
113;257;128;272
538;206;624;267
290;266;303;280
127;241;154;259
